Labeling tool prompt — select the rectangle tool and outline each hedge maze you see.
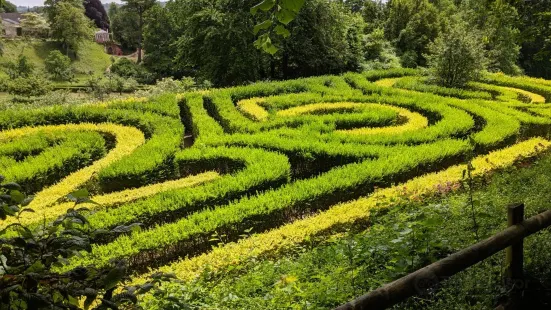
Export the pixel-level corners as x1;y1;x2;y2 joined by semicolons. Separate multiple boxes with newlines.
2;69;551;283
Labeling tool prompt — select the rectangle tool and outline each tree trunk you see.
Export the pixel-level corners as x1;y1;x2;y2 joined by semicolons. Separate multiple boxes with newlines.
137;12;143;63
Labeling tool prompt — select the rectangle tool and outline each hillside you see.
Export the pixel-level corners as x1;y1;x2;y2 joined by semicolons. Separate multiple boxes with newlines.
3;68;551;308
0;40;111;81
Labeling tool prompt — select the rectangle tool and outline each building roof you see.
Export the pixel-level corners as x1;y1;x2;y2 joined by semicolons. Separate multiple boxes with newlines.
0;13;24;25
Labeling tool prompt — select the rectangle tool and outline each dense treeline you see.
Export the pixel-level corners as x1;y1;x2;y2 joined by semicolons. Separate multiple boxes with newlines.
106;0;551;86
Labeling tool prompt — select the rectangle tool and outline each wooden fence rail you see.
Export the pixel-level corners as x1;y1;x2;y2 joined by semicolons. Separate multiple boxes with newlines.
335;203;551;310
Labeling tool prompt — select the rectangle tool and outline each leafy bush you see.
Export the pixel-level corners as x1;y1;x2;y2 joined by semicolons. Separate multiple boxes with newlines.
4;55;35;79
44;50;74;82
0;179;166;309
7;76;52;98
362;28;401;71
111;58;155;84
85;76;111;101
146;77;196;95
0;76;8;92
425;18;486;88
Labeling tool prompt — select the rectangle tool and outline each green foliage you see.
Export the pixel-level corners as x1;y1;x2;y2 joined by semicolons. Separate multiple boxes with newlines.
363;27;401;71
0;40;111;82
142;4;175;78
110;5;140;52
4;55;35;79
250;0;305;54
147;77;197;95
121;0;156;63
512;0;551;78
19;12;50;38
110;58;154;84
463;0;521;75
85;76;111;101
386;0;440;67
278;0;366;78
426;18;486;88
0;0;16;12
44;50;73;81
1;131;105;193
0;180;163;309
142;151;551;309
168;0;366;86
4;67;551;309
49;1;94;56
7;76;52;98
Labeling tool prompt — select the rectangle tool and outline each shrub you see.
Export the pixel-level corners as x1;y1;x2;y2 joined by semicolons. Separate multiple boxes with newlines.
111;58;155;84
85;76;111;100
400;50;419;68
44;50;74;81
0;179;170;309
7;76;52;98
0;75;8;92
425;18;486;88
153;77;196;93
4;55;34;79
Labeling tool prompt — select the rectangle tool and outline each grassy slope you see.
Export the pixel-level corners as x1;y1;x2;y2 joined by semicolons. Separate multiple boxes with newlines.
0;39;111;81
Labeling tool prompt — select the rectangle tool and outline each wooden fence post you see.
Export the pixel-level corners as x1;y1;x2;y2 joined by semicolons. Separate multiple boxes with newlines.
506;203;524;285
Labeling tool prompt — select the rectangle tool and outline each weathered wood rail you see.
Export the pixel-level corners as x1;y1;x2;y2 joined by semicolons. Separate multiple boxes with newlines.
335;204;551;310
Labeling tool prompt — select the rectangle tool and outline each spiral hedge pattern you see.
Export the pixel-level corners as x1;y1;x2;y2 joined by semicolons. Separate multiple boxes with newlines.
3;69;551;282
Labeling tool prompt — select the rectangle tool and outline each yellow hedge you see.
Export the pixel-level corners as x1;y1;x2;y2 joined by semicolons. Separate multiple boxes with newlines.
237;98;270;121
8;171;220;230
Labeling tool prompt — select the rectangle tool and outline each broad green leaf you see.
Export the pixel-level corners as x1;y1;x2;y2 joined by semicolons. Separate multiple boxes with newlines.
103;265;126;290
67;189;89;200
276;8;296;25
251;0;276;15
274;25;291;37
10;190;24;204
254;20;273;35
281;0;305;12
25;260;45;274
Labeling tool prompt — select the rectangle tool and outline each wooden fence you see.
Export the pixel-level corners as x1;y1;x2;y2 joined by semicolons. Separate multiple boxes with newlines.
335;203;551;310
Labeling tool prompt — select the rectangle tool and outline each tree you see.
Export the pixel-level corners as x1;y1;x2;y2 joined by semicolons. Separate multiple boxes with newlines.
363;27;401;70
426;17;486;88
44;0;81;26
510;0;551;78
171;0;268;85
4;55;35;79
0;0;16;12
485;0;521;75
461;0;521;75
19;12;50;38
386;0;441;68
279;0;366;78
0;17;3;56
167;0;366;86
110;57;154;83
121;0;155;63
45;50;74;81
50;1;94;56
84;0;110;30
143;4;175;78
110;5;140;52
